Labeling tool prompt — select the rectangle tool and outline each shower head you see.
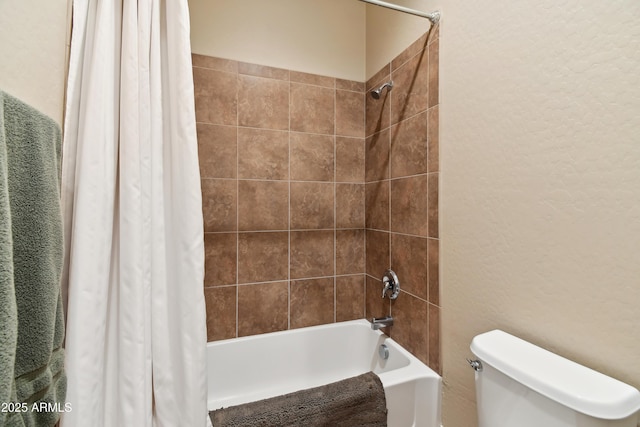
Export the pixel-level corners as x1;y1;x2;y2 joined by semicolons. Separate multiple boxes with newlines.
371;81;393;99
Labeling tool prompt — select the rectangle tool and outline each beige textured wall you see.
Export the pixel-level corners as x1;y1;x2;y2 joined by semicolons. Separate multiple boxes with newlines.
188;0;366;82
0;0;69;124
440;1;640;426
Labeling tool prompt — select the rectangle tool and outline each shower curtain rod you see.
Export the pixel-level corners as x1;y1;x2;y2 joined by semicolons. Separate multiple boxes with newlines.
358;0;440;25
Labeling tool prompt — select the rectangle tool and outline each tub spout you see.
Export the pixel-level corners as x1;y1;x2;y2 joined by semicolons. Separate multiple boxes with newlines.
371;316;394;330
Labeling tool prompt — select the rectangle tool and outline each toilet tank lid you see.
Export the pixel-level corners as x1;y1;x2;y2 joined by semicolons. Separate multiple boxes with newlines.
470;330;640;420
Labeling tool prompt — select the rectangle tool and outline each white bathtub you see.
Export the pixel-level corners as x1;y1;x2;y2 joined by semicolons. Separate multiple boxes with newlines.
206;319;442;427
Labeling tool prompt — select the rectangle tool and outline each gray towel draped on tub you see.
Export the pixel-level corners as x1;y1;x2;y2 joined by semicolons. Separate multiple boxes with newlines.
210;371;387;427
0;90;66;427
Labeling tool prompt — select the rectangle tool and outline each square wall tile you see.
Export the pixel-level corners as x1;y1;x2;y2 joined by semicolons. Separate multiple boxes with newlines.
427;105;439;173
390;293;428;364
290;71;335;88
365;85;391;137
238;180;288;231
390;49;429;125
290;83;335;135
391;33;428;71
290;230;334;279
390;175;428;237
193;67;237;126
238;75;289;130
336;275;365;321
237;128;289;180
290;182;334;230
366;275;390;320
391;233;427;300
204;233;236;287
197;124;237;179
428;25;439;44
365;230;390;280
336;137;365;183
238;281;288;336
238;62;289;80
290;278;335;328
366;64;390;91
428;173;439;238
336;79;365;92
365;180;389;231
205;286;236;341
390;111;428;178
290;133;334;182
336;183;364;229
429;303;441;374
238;232;288;284
365;129;390;182
336;230;365;275
428;42;439;109
192;54;237;73
201;179;236;232
428;238;439;305
336;89;365;138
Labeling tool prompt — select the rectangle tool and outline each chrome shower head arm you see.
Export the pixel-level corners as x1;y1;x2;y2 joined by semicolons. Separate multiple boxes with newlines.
371;81;393;99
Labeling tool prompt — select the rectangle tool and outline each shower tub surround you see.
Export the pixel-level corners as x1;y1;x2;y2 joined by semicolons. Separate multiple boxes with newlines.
194;28;440;373
207;320;442;427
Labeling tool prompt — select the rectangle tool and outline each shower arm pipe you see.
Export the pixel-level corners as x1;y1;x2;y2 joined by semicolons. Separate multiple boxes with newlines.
357;0;440;25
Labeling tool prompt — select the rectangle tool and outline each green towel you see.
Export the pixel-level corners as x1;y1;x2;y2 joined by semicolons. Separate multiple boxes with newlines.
0;90;66;427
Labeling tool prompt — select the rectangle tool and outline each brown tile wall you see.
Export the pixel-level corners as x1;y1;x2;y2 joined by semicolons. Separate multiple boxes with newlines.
194;55;366;341
364;28;441;374
194;27;439;375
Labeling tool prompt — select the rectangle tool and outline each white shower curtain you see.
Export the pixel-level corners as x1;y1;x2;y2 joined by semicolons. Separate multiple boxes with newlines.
61;0;207;426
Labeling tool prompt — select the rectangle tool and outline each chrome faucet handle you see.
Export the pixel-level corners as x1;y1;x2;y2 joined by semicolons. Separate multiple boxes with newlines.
382;282;392;298
381;269;400;300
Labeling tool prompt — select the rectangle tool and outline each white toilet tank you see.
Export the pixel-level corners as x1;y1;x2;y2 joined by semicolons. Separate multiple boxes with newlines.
470;330;640;427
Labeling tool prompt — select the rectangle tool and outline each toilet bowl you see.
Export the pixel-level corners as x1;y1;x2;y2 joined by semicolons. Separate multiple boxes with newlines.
470;330;640;427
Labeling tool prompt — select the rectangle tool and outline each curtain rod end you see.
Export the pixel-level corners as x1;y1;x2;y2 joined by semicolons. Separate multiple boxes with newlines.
428;11;441;26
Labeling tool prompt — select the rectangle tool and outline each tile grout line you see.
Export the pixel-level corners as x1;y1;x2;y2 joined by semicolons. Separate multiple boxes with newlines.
363;83;368;320
387;80;393;318
363;170;432;185
334;78;340;317
287;77;292;331
206;276;367;294
235;68;240;339
207;227;366;234
200;272;366;289
201;176;368;185
425;31;432;284
425;67;430;308
363;85;368;320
